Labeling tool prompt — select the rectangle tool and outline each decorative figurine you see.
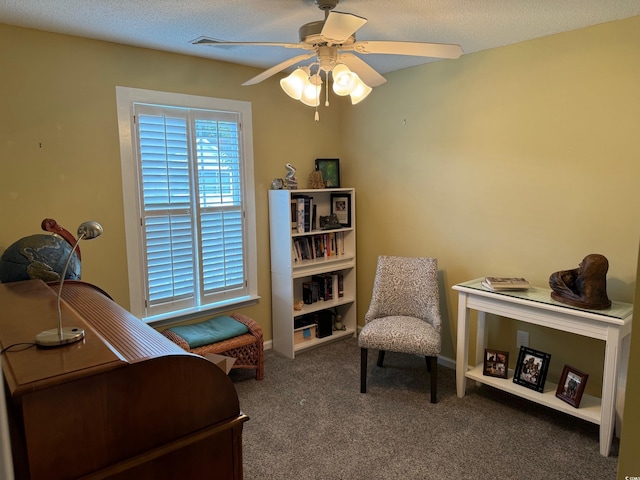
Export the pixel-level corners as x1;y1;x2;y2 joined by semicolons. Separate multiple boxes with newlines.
319;214;341;230
549;253;611;310
308;170;325;189
293;300;304;311
285;163;298;190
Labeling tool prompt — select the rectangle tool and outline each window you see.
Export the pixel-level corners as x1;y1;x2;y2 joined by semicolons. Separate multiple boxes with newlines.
116;87;257;323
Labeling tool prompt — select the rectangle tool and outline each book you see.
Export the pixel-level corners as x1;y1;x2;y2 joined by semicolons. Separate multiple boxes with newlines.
482;277;530;291
296;198;305;233
312;274;333;300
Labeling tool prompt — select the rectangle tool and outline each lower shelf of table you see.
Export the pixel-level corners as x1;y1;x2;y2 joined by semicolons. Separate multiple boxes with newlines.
293;328;355;354
466;364;601;425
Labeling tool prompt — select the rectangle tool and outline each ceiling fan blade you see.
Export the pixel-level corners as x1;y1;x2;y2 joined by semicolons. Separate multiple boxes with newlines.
338;54;386;87
353;41;463;59
321;11;367;44
242;53;315;86
191;36;307;50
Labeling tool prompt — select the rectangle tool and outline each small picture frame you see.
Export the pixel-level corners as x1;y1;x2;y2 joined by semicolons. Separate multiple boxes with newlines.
556;365;589;408
513;346;551;392
315;158;340;188
330;193;351;228
483;349;509;379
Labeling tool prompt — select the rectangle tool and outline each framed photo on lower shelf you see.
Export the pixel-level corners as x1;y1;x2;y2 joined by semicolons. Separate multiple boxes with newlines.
556;365;589;408
330;193;351;228
483;348;509;379
513;346;551;392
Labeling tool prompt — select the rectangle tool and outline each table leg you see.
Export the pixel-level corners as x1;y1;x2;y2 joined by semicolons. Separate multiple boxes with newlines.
456;292;470;398
600;328;620;456
616;332;631;438
475;311;487;386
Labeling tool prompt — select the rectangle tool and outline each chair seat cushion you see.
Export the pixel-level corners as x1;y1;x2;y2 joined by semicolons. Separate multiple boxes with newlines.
166;315;249;348
358;316;441;356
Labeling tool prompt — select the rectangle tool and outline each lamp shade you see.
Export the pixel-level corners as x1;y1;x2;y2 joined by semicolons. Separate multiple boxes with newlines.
300;73;322;107
349;78;372;104
332;64;359;96
280;68;310;100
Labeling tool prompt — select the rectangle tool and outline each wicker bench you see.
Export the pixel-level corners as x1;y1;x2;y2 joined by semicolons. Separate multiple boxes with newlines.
162;313;264;380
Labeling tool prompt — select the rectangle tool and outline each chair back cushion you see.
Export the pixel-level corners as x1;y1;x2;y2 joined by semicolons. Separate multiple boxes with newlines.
364;256;440;328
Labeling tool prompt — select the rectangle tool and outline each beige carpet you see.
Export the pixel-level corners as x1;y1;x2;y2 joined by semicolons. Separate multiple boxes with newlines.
231;337;618;480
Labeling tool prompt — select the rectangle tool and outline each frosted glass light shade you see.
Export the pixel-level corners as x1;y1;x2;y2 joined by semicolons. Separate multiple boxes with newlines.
350;78;372;104
300;74;322;107
332;64;358;96
280;68;310;100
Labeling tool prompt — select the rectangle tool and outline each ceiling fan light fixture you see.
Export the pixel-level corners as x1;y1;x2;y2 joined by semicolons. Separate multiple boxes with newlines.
280;67;310;100
331;64;359;96
349;78;372;104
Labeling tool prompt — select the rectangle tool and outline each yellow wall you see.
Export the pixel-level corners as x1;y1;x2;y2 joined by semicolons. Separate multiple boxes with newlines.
343;16;640;393
618;244;640;478
0;23;344;332
1;15;639;468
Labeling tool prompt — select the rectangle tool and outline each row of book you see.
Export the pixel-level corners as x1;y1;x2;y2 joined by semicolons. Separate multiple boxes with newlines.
302;273;344;304
292;195;316;233
292;232;345;263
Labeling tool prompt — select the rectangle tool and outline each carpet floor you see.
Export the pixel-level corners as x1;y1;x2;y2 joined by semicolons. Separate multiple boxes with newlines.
231;337;618;480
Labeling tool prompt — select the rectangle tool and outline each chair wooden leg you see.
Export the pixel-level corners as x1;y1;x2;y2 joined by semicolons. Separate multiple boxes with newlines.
377;350;385;367
425;356;437;403
360;348;368;393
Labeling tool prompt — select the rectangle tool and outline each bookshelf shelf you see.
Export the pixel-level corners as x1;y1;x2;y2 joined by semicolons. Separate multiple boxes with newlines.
269;188;357;359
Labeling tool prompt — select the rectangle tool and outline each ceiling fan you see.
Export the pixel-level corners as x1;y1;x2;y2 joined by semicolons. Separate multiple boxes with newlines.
192;0;463;114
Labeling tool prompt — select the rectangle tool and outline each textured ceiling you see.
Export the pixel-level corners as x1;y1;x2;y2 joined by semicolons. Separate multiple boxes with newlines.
2;0;640;80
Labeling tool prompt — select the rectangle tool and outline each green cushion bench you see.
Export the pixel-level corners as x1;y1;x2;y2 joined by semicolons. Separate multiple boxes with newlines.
162;313;264;380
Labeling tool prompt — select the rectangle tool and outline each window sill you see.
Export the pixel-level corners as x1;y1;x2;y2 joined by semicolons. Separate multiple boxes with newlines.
144;295;261;328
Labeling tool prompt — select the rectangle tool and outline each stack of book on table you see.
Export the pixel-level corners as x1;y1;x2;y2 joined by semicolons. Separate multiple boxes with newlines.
481;277;530;291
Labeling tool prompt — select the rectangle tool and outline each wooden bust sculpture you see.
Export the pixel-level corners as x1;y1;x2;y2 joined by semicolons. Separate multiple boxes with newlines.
549;254;611;310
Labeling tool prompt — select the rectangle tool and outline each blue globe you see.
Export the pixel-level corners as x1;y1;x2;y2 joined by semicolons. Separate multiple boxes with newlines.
0;234;81;283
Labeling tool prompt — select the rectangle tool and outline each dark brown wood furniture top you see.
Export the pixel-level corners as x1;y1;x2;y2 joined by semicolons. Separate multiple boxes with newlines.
0;279;247;480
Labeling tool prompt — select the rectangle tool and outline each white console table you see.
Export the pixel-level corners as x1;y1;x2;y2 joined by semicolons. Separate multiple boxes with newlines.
453;279;633;457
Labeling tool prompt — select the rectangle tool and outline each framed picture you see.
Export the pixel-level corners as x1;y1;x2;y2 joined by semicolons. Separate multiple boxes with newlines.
330;193;351;227
483;349;509;379
556;365;589;408
513;346;551;392
315;158;340;188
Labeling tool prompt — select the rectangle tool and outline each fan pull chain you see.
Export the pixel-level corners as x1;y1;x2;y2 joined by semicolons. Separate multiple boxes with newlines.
314;71;321;121
325;70;330;107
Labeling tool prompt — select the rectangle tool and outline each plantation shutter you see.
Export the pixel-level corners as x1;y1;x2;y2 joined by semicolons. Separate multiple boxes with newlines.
194;113;245;302
135;104;246;316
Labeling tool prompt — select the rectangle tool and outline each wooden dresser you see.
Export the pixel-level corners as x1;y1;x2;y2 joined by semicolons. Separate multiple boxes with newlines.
0;279;247;480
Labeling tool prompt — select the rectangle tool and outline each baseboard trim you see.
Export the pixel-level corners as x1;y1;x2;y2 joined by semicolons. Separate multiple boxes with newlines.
262;339;455;370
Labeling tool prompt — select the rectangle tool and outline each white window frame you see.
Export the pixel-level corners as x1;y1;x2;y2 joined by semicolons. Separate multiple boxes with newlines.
116;86;258;325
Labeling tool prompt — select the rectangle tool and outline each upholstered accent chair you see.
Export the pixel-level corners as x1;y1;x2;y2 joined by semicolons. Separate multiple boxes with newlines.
359;256;441;403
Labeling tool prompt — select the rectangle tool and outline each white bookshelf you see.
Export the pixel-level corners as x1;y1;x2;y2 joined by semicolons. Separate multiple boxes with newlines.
269;188;356;358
